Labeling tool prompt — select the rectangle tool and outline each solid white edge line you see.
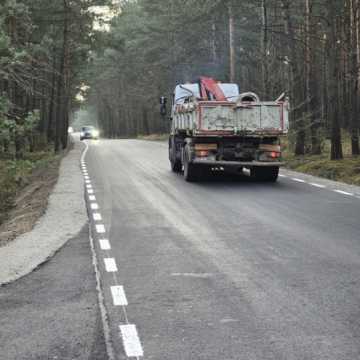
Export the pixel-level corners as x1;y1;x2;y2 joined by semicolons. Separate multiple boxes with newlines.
334;189;354;196
93;213;102;221
292;178;306;183
104;258;118;272
309;183;326;188
110;286;128;306
96;224;106;233
99;239;111;250
119;324;144;357
83;141;117;360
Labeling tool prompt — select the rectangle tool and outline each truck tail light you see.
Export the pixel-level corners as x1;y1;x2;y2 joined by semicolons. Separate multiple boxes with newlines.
270;151;280;158
196;150;209;157
195;144;217;158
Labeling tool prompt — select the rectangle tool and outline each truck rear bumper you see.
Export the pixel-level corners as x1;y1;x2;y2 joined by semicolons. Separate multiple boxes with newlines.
192;159;285;167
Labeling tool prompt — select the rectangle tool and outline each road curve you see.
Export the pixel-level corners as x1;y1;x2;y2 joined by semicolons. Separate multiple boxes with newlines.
84;139;360;360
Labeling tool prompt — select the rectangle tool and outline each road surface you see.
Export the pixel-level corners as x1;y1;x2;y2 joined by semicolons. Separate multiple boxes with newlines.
82;139;360;360
0;225;107;360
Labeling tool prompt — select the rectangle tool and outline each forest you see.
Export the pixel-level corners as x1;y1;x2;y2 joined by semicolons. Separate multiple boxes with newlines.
0;0;110;218
0;0;113;158
1;0;360;161
85;0;360;162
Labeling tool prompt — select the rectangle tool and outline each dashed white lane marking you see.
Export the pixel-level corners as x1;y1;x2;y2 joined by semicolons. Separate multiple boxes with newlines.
292;178;306;183
99;239;111;250
93;213;102;221
81;143;144;359
309;183;326;188
119;324;144;357
111;286;128;306
287;176;358;198
279;174;287;178
334;189;354;196
104;258;118;272
96;224;106;233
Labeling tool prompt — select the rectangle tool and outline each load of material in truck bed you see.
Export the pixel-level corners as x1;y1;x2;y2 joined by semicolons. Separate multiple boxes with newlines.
172;82;289;136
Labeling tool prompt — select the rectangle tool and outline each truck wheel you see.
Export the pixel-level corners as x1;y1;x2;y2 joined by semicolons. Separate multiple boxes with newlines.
169;138;182;173
169;147;182;173
171;158;182;173
251;166;279;182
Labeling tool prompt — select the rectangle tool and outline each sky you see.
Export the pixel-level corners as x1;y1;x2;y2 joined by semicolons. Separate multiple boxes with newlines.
89;1;121;31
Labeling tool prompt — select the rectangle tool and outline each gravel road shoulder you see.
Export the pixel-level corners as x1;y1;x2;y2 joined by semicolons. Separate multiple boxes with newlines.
0;139;87;286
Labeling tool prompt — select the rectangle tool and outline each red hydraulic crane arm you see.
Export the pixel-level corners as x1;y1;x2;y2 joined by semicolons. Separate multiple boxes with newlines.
199;76;227;101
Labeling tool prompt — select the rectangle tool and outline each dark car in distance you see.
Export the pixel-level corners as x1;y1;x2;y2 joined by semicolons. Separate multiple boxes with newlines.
80;126;99;140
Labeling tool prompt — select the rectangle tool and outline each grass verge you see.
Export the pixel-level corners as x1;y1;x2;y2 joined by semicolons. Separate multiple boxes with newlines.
282;135;360;186
0;151;61;225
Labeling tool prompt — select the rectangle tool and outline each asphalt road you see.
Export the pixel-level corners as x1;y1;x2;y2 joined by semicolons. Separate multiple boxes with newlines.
0;225;107;360
83;139;360;360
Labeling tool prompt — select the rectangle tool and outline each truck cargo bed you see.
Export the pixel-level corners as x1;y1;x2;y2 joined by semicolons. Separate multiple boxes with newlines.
173;100;288;135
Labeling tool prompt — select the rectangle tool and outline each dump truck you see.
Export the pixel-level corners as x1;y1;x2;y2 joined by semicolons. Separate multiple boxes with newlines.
163;77;289;182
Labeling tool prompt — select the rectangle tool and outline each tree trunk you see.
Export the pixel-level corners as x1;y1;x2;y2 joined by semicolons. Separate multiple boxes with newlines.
281;0;305;155
327;5;343;160
306;0;321;154
350;0;360;155
261;0;270;98
47;52;57;143
55;0;70;152
228;1;235;82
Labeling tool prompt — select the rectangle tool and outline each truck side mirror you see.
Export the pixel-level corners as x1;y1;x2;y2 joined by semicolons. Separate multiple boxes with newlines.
160;96;167;116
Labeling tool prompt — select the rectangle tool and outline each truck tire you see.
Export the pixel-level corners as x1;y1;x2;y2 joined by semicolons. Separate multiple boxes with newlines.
251;166;279;182
171;157;182;173
169;138;182;173
170;147;182;173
